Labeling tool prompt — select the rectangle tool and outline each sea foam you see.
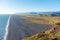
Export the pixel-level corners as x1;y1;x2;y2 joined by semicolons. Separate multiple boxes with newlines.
4;16;11;40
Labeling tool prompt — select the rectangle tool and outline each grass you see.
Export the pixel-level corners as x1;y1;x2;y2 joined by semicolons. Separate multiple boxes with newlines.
22;14;60;40
23;27;60;40
23;15;60;26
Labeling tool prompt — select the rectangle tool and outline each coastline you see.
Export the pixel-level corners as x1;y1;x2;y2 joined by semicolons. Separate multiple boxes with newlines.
4;16;11;40
4;15;52;40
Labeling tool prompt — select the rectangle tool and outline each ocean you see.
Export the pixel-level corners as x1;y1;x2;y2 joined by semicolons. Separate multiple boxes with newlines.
0;15;10;40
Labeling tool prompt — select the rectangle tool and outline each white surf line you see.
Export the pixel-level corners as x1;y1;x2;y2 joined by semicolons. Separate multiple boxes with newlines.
4;16;11;40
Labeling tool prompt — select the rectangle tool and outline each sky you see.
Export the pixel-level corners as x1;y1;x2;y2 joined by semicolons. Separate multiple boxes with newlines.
0;0;60;14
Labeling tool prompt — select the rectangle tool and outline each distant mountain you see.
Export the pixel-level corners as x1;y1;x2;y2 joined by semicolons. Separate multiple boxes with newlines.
51;12;60;16
29;11;60;16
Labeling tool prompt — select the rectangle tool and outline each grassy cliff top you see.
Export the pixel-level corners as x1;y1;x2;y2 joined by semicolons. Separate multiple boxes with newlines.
22;15;60;40
23;26;60;40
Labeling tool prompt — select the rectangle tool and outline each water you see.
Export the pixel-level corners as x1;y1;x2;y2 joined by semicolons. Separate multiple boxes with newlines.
0;15;9;40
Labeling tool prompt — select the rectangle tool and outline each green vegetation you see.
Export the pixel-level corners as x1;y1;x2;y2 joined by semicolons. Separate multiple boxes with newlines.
56;23;60;26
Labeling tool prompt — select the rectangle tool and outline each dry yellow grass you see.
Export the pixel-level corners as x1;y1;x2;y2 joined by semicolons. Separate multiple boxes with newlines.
23;15;60;26
22;15;60;40
23;26;60;40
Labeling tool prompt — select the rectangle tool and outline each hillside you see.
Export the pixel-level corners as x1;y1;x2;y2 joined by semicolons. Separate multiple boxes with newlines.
28;12;60;16
5;14;60;40
22;14;60;40
23;24;60;40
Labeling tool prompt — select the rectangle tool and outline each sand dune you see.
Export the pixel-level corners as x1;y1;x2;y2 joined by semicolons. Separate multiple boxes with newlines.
5;15;52;40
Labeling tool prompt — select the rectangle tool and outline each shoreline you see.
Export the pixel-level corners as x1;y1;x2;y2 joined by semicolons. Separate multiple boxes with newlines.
4;15;52;40
4;16;11;40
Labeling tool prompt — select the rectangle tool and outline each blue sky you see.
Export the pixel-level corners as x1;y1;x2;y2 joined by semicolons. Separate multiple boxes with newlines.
0;0;60;14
